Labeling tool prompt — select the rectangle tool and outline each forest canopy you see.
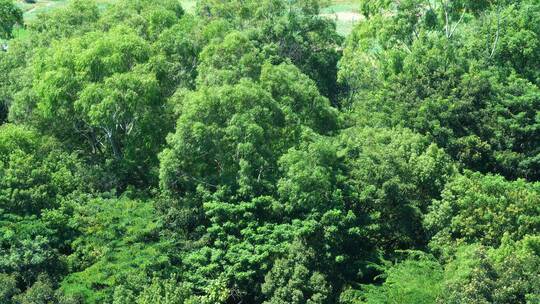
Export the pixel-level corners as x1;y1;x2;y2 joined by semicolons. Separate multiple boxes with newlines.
0;0;539;303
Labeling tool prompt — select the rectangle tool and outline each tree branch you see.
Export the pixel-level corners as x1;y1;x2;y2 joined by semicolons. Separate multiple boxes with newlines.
489;4;501;59
449;9;466;38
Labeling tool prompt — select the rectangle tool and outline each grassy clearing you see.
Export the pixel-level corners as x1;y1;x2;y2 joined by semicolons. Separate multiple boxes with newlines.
12;27;29;39
23;0;69;20
181;0;196;12
321;1;359;14
322;0;361;36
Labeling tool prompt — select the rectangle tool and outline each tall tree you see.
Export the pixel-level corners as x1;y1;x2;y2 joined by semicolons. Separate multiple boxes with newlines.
0;0;22;40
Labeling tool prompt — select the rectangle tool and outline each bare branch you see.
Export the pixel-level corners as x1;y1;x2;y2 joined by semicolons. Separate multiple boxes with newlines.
449;9;466;38
490;4;501;59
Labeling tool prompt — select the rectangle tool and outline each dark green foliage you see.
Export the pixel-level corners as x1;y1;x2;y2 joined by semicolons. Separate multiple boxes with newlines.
0;213;63;288
0;125;86;215
339;0;540;181
154;15;220;92
197;0;343;99
13;274;58;304
440;239;540;304
0;273;19;303
338;127;454;251
354;238;540;304
1;0;539;303
112;275;192;304
262;241;331;304
0;0;22;39
0;125;87;298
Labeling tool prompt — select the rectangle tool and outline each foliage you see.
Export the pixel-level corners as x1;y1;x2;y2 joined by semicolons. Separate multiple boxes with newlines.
440;238;540;304
0;0;22;39
338;127;455;252
351;236;540;304
339;0;540;181
197;0;343;99
9;0;191;188
0;124;86;215
262;241;331;304
0;0;539;303
0;124;88;299
29;0;100;41
60;197;171;304
425;171;540;254
358;252;444;304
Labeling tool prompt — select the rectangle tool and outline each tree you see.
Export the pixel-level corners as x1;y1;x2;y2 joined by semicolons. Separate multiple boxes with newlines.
158;32;341;301
250;5;343;100
29;0;100;41
197;0;343;100
338;127;455;251
196;31;264;86
339;0;540;181
154;15;227;93
0;38;33;125
262;241;331;304
160;55;338;207
0;273;19;304
440;239;540;304
2;0;540;302
348;238;540;304
0;124;85;215
260;62;340;134
0;0;22;40
425;171;540;255
160;80;291;202
60;197;172;304
8;0;196;189
0;124;87;294
13;25;173;187
358;252;444;304
14;274;58;304
130;276;192;304
276;127;453;292
99;0;184;41
0;0;24;124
